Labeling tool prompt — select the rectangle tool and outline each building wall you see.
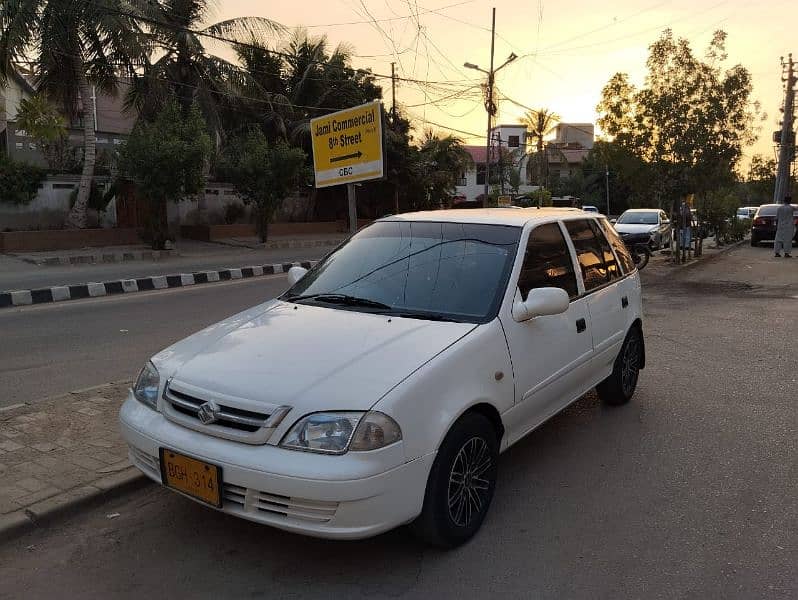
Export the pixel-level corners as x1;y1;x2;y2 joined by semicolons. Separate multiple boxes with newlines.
0;175;115;230
553;123;594;149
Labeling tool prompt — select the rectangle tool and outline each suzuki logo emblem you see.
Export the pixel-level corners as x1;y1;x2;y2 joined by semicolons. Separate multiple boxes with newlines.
197;401;220;425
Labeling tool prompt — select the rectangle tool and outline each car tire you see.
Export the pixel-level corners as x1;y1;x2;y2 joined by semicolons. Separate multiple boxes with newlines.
411;412;499;548
597;326;643;406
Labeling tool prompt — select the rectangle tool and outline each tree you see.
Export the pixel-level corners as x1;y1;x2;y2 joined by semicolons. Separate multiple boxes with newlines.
126;0;283;134
0;155;46;206
0;0;143;228
596;29;760;214
417;131;474;209
522;108;560;186
234;31;381;147
217;129;307;242
15;95;78;172
117;100;212;248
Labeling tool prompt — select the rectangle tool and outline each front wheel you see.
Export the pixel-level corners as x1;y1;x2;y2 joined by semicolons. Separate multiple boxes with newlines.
411;413;498;548
597;326;644;406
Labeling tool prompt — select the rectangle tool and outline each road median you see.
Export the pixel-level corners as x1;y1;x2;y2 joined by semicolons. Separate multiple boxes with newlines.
0;260;316;309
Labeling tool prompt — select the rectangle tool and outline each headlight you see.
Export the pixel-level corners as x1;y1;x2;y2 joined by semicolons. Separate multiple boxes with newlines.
280;411;402;454
133;362;160;410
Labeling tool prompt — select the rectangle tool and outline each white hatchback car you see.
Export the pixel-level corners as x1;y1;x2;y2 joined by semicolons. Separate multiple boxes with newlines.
120;208;645;547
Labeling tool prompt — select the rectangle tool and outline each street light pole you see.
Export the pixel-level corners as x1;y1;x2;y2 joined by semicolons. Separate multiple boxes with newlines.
484;8;496;206
464;8;516;208
605;165;610;216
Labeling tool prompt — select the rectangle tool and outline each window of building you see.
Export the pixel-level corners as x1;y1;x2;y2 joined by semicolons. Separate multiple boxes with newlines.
476;164;486;186
456;172;467;186
564;219;617;292
508;135;520;148
517;223;578;300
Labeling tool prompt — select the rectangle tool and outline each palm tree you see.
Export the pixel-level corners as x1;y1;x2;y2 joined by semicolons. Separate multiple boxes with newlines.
0;0;143;228
126;0;284;136
522;108;560;187
236;31;380;146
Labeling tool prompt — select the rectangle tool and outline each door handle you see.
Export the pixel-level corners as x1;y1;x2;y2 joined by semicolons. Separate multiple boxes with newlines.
621;295;629;308
576;318;587;333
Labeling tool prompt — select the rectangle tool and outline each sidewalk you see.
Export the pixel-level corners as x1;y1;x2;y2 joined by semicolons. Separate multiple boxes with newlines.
0;381;143;537
643;236;747;275
5;234;345;267
0;237;342;293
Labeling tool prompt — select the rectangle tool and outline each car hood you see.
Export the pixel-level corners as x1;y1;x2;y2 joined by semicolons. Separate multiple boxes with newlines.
152;301;477;413
614;223;657;234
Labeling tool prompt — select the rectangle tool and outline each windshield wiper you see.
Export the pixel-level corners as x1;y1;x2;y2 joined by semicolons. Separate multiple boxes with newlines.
285;293;392;310
389;311;462;322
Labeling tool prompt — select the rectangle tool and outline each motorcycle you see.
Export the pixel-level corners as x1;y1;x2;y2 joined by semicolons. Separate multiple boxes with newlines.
620;232;652;270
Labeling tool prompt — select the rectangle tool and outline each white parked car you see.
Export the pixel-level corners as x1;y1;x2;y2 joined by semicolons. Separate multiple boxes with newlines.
120;208;645;547
613;208;673;250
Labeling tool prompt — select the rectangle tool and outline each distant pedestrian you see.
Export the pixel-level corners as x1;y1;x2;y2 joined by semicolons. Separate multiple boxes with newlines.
678;200;693;251
774;195;795;258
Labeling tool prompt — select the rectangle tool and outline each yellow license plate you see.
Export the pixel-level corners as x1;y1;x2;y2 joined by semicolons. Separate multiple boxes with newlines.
159;449;222;508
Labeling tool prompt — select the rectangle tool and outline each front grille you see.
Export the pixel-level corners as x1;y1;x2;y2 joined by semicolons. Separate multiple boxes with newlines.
223;483;339;523
168;389;266;432
162;381;291;444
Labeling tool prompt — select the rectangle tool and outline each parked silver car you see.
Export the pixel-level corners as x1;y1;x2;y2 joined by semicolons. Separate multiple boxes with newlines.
613;209;673;250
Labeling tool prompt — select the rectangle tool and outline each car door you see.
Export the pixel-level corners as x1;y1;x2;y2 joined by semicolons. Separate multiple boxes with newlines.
562;219;627;376
500;221;594;445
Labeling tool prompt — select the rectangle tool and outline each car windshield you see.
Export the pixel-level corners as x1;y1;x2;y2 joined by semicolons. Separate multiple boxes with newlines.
756;206;778;217
617;211;658;225
283;221;522;323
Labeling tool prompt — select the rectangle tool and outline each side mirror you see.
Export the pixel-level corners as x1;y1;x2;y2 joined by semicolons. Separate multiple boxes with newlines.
286;266;308;286
610;218;617;224
513;287;570;322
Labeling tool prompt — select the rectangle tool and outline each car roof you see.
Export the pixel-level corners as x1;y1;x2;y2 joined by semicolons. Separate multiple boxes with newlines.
379;208;593;227
622;208;660;212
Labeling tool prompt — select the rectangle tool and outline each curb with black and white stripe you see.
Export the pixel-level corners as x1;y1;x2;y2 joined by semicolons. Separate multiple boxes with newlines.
0;261;316;309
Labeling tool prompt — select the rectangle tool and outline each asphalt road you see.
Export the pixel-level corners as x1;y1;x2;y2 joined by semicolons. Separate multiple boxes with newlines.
0;275;291;407
0;245;326;291
1;244;796;598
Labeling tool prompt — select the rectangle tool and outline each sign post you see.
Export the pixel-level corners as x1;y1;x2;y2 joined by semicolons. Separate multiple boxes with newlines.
310;100;385;234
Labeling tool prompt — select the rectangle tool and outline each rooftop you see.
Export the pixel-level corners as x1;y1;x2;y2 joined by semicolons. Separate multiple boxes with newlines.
381;207;590;227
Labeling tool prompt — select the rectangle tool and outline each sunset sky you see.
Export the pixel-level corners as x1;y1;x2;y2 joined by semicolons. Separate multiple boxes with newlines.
219;0;795;164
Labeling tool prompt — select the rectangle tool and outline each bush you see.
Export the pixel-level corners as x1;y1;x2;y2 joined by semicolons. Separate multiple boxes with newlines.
0;156;46;205
223;202;246;224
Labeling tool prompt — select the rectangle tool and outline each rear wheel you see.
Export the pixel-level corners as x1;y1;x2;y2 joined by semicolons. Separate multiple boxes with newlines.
411;413;498;548
597;326;643;406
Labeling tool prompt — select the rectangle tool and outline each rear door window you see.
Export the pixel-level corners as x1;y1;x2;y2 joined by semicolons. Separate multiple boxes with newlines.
564;219;617;292
517;223;578;299
598;218;635;274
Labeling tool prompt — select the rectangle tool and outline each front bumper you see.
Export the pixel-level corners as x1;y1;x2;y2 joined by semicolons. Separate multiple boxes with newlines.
120;396;434;540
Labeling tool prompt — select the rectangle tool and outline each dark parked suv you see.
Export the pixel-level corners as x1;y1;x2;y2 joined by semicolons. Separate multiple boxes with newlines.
750;204;798;247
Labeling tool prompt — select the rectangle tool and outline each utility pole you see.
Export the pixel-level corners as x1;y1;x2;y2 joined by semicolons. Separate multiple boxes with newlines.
605;165;610;216
391;62;399;214
774;53;796;203
464;8;516;207
390;62;397;122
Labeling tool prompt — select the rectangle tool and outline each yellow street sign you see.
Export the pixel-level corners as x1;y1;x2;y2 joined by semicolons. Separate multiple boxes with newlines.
310;100;385;188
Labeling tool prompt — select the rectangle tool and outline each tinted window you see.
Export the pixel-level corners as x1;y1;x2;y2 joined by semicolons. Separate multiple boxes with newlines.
517;223;578;300
284;221;521;323
598;218;635;274
565;219;613;291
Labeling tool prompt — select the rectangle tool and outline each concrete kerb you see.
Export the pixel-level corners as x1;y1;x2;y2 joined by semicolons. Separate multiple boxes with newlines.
0;468;149;542
0;380;149;543
0;260;318;309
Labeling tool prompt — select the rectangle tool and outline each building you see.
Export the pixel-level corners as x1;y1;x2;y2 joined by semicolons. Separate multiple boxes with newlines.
454;122;595;201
